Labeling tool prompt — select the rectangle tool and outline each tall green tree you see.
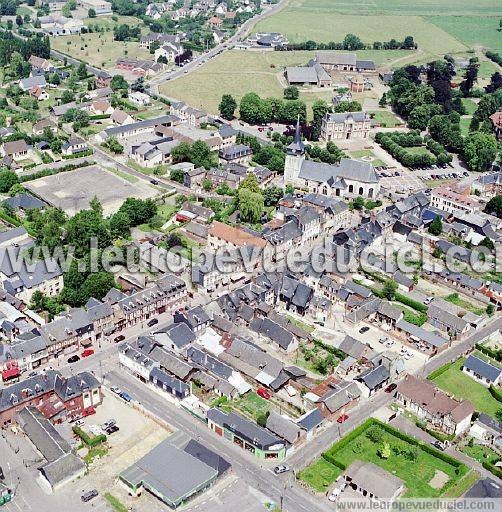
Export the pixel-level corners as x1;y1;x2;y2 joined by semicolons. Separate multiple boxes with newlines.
463;131;498;172
218;94;237;120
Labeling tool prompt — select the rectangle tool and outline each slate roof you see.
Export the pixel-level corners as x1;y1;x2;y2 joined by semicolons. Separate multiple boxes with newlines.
3;194;45;211
297;408;324;431
463;355;501;383
325;112;369;123
345;461;404;499
207;408;285;450
183;439;231;476
357;364;389;390
465;478;502;498
250;317;295;350
299;158;379;184
265;411;303;444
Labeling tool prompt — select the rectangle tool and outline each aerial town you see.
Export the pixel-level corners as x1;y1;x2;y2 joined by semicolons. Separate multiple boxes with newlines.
0;0;500;511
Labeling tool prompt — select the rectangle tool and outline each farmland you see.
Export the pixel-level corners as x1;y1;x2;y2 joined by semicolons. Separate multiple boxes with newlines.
160;49;410;116
253;0;502;58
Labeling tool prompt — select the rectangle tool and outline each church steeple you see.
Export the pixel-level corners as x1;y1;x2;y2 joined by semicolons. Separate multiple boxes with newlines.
286;116;305;155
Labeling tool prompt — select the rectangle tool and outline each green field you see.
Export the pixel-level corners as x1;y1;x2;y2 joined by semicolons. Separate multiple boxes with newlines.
253;0;502;59
461;98;478;116
460;117;472;136
299;419;468;497
431;358;501;417
427;16;502;52
52;31;152;70
160;49;407;116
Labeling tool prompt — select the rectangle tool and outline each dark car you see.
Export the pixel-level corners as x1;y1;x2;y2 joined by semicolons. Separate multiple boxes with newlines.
147;318;159;328
120;391;132;402
81;490;98;502
106;425;119;435
67;355;80;364
114;334;125;343
150;179;159;185
359;326;370;334
385;383;397;393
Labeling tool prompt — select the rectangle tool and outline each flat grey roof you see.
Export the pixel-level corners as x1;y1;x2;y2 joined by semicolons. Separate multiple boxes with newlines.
120;440;217;506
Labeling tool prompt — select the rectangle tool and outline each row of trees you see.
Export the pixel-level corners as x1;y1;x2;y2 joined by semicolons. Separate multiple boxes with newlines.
276;34;416;52
238;92;307;126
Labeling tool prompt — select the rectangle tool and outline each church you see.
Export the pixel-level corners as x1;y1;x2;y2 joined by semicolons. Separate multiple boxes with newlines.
283;121;380;199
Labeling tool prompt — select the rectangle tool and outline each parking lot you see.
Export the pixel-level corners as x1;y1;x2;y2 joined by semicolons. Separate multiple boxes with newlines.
378;169;425;193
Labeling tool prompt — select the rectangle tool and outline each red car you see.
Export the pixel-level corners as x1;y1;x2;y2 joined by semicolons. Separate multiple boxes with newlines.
257;387;271;400
81;349;94;358
337;414;349;424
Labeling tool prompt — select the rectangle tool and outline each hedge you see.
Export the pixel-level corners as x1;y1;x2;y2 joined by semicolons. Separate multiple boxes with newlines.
475;343;502;363
427;361;453;381
62;149;94;159
395;292;428;313
89;114;111;120
73;426;107;447
20;160;95;182
324;419;375;457
322;452;347;471
482;461;502;479
489;385;502;403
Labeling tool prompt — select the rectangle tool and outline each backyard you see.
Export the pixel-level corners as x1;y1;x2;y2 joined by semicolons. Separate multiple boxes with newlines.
299;419;469;498
443;293;485;316
461;440;500;465
370;110;403;128
430;358;501;417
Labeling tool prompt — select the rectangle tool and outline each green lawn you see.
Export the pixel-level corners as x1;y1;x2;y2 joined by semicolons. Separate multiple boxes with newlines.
370;110;403;128
348;149;387;168
443;471;480;498
297;458;342;493
477;59;500;79
461;441;500;465
461;98;478;116
444;293;485;315
406;146;435;157
460;117;472;136
231;392;271;421
431;358;501;417
300;420;467;497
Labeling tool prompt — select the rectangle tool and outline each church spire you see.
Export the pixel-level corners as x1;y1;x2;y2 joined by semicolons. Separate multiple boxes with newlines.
286;115;305;155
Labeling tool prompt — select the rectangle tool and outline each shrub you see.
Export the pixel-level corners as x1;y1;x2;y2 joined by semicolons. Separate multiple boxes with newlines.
395;292;428;313
482;461;502;479
489;385;502;403
475;343;502;363
73;426;107;447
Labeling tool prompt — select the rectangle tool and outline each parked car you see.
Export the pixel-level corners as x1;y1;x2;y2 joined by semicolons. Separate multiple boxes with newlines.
379;336;388;344
147;318;158;328
273;465;290;474
28;371;38;377
328;488;342;502
257;387;271;399
74;419;85;427
120;391;132;402
105;425;119;435
432;440;446;451
337;413;349;423
110;386;122;395
81;349;94;358
81;490;98;502
150;179;159;185
101;419;116;431
359;326;370;334
385;383;397;393
114;334;125;343
67;355;80;364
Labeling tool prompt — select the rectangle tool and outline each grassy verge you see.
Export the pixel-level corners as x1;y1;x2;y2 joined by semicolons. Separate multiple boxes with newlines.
444;293;485;315
442;471;479;498
104;493;128;512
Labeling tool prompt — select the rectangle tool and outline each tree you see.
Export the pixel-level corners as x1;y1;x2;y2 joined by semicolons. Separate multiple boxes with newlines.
61;89;75;104
311;99;329;141
463;132;498;172
118;198;157;226
283;86;299;100
0;170;19;193
485;195;502;219
218;94;237;120
480;237;494;251
239;173;260;193
460;61;479;97
343;33;364;50
333;100;362;113
82;272;116;301
382;279;398;301
29;290;45;312
171;141;191;164
263;186;283;206
103;137;124;154
170;167;185;183
110;74;128;92
378;442;391;459
238;188;264;223
239;92;272;125
15;14;23;26
496;409;502;422
202;179;213;192
428;215;443;235
366;426;383;443
88;7;96;17
109;210;131;239
486;304;495;316
190;140;216;169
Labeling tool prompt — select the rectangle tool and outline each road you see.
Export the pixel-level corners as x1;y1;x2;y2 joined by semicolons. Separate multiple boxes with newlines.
106;369;331;512
147;0;289;89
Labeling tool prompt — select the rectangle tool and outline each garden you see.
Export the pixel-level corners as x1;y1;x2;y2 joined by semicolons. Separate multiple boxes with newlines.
299;419;469;497
429;357;502;417
375;131;452;168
